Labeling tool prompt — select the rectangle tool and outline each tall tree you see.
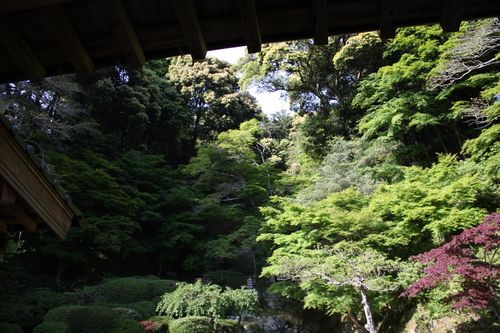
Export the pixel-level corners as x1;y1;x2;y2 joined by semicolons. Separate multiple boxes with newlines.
168;56;261;153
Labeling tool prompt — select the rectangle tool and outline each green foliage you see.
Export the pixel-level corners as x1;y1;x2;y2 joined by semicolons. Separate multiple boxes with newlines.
32;321;70;333
156;280;259;322
168;56;260;143
297;137;401;202
0;289;76;329
216;319;244;333
84;277;176;303
123;301;156;319
168;316;213;333
44;305;142;333
0;323;22;333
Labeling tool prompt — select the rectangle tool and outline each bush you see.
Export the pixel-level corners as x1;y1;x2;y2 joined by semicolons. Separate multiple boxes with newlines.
44;305;142;333
169;316;213;333
84;277;176;303
125;301;156;319
0;323;22;333
32;321;70;333
111;307;141;320
157;280;259;322
0;288;76;329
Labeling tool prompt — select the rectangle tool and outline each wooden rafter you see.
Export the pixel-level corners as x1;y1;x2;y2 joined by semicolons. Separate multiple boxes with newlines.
238;0;262;53
171;0;207;60
441;0;465;32
105;0;145;67
0;14;46;81
379;0;396;39
313;0;328;45
40;5;95;78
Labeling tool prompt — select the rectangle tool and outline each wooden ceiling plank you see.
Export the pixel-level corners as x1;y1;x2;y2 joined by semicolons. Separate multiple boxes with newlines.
0;15;46;81
105;0;146;67
238;0;262;53
379;0;396;39
313;0;328;45
0;182;16;205
171;0;207;60
441;0;465;32
41;5;95;78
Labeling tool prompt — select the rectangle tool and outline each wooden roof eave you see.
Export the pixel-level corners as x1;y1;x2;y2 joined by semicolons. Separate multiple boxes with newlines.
0;117;81;239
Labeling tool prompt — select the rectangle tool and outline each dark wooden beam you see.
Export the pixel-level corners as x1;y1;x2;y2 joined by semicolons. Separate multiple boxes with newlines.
441;0;465;32
238;0;262;53
0;182;16;205
0;0;78;14
312;0;328;45
0;222;6;233
379;0;396;39
40;5;95;78
105;0;145;67
171;0;207;60
0;15;46;81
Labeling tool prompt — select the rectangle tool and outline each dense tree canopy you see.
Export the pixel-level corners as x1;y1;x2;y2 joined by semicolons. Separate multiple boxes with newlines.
0;18;499;333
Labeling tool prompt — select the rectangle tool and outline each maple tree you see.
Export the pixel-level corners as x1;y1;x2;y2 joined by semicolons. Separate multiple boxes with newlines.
401;213;500;318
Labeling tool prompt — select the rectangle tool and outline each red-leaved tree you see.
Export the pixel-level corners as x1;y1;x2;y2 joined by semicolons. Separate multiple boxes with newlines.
401;213;499;317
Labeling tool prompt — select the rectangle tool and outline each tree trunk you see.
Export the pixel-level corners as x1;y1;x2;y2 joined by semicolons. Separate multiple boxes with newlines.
359;285;377;333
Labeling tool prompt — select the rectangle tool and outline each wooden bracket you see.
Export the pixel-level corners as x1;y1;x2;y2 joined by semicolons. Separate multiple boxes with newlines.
40;5;95;78
171;0;207;60
313;0;328;45
441;0;465;32
105;0;146;67
239;0;262;53
380;0;396;39
0;14;46;81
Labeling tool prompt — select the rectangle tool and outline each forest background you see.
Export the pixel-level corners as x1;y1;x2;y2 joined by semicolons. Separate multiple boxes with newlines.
0;18;498;333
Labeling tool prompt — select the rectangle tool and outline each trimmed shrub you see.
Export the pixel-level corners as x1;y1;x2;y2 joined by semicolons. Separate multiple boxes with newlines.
84;277;176;303
0;323;22;333
217;319;244;333
32;321;70;333
169;316;213;333
125;301;156;319
0;289;76;329
44;305;142;333
111;307;141;320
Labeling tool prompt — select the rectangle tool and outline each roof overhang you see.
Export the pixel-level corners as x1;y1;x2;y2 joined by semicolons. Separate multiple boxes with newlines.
0;0;499;83
0;118;80;239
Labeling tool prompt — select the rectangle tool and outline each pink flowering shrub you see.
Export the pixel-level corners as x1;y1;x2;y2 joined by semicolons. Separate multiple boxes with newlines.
140;320;160;333
401;213;499;311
